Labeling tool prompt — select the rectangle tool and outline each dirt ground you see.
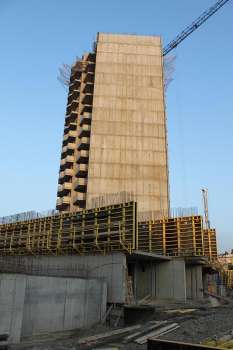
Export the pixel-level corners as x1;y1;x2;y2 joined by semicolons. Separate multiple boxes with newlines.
12;301;233;350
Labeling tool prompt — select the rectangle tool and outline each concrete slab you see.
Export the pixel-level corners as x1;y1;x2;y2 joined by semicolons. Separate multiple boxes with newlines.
128;250;171;262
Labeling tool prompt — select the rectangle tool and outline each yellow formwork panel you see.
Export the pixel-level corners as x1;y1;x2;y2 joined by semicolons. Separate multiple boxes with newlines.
0;202;137;256
138;215;205;257
203;229;218;262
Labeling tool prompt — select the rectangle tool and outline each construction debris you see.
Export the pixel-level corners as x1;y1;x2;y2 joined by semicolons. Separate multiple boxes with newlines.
7;304;233;349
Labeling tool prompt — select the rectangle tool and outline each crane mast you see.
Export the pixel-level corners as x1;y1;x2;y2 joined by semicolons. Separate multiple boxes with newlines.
163;0;231;56
202;188;211;229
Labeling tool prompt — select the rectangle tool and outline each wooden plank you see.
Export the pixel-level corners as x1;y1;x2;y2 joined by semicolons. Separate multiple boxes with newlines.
135;323;179;345
78;324;141;345
101;304;114;324
123;321;167;343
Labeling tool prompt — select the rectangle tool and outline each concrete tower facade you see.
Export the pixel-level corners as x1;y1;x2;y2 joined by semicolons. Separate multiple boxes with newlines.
56;33;169;214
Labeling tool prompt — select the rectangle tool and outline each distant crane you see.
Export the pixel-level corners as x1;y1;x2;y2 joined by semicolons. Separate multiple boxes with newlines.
163;0;231;56
202;188;211;229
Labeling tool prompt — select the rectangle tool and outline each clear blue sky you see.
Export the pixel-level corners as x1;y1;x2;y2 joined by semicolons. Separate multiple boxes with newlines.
0;0;232;252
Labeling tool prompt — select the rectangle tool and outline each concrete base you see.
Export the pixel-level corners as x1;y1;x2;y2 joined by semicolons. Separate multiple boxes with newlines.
0;273;106;344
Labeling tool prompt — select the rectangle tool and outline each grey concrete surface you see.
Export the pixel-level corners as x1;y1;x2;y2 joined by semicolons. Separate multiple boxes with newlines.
156;259;186;301
133;261;156;300
0;273;107;343
0;274;26;343
1;253;127;303
186;265;203;299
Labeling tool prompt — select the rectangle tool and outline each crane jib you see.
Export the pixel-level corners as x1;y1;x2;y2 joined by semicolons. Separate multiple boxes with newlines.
163;0;231;56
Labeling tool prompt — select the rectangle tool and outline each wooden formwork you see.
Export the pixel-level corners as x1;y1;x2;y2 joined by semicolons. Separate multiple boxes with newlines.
203;229;218;261
0;202;137;256
138;216;204;257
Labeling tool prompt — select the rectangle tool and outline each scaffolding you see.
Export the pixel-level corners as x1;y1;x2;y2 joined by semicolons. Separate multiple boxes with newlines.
0;202;137;256
138;216;204;257
0;202;218;261
203;229;218;261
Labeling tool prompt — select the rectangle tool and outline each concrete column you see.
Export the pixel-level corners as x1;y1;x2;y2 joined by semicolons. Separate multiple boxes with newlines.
186;265;203;299
151;263;156;298
156;258;186;301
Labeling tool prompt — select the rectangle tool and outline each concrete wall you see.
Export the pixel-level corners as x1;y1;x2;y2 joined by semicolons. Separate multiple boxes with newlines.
134;259;205;302
0;273;106;343
131;259;187;302
186;265;203;299
87;33;169;213
0;274;25;343
1;253;127;303
156;259;186;301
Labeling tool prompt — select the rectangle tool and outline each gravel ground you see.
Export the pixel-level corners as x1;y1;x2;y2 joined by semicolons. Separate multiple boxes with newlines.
11;304;233;350
161;306;233;344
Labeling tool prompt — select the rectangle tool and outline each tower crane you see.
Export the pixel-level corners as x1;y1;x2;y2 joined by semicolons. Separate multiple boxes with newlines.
163;0;231;56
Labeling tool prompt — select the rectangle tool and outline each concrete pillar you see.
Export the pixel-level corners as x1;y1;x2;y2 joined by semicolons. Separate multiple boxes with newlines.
195;266;203;299
186;265;203;299
151;263;156;298
133;262;157;301
134;262;151;300
156;258;186;301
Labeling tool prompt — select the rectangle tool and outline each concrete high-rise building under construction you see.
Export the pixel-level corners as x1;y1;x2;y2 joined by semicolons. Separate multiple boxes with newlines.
56;33;169;214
